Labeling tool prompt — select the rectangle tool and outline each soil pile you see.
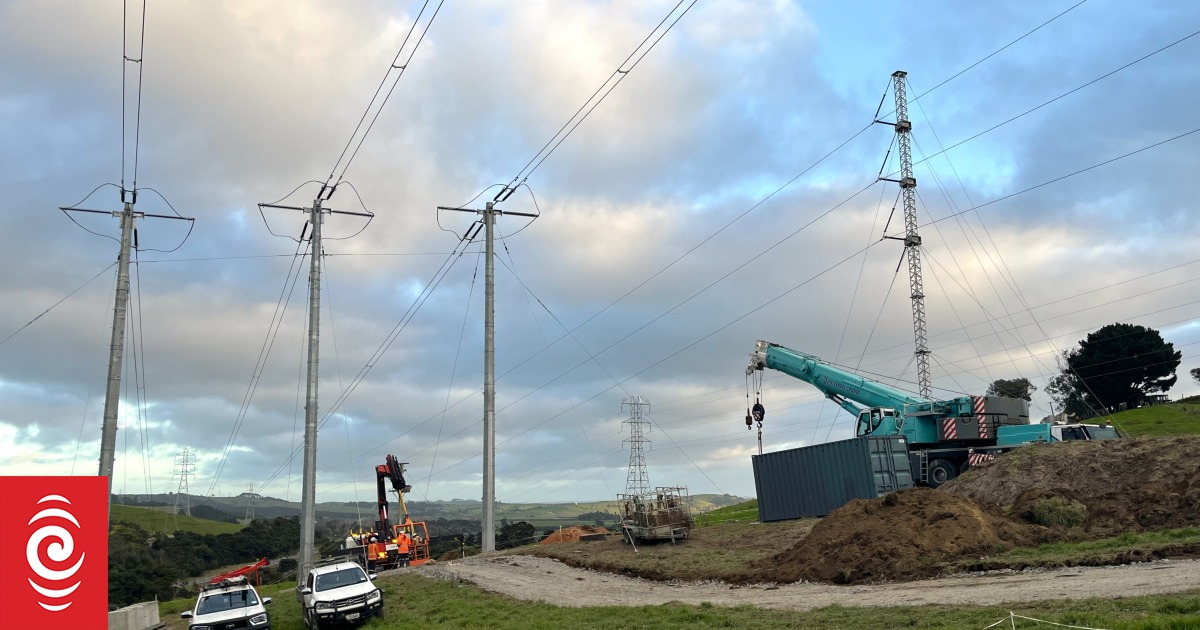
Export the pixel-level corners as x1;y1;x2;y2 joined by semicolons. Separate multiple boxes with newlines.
944;436;1200;534
540;525;611;544
761;488;1047;584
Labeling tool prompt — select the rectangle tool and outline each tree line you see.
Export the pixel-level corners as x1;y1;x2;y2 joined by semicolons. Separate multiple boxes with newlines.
108;516;301;609
984;322;1183;418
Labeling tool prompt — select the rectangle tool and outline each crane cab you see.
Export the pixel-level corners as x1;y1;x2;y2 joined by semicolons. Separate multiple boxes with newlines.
856;407;902;437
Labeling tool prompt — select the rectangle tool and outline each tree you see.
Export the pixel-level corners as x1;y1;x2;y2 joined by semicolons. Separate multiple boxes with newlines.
1053;323;1181;414
496;520;535;549
1191;367;1200;386
1045;371;1089;418
986;377;1037;401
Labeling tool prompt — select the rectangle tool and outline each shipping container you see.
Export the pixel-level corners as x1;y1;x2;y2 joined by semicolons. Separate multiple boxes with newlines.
752;435;915;522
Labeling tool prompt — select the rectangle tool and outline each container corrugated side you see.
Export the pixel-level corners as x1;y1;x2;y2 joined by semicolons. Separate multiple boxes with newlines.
752;435;913;522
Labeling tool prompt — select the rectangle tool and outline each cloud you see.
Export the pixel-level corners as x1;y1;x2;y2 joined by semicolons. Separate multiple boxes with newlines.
3;0;1200;505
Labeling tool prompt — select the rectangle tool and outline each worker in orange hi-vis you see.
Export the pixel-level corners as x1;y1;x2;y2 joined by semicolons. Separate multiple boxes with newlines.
396;531;412;567
365;536;380;571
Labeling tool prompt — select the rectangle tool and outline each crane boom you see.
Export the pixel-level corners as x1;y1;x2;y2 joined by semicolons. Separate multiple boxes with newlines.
747;340;929;413
747;339;1031;448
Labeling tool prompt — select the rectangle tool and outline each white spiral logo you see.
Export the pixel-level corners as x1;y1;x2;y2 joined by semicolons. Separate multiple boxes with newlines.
26;494;86;612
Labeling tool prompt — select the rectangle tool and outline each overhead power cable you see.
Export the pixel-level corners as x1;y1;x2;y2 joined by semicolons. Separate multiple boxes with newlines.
905;27;1200;172
121;0;149;194
492;0;699;201
404;121;1200;488
913;0;1090;102
256;234;481;494
0;262;117;347
205;238;310;497
326;0;446;188
923;126;1200;229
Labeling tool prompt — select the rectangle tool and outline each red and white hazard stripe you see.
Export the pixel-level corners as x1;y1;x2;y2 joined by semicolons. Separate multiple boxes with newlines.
973;395;988;438
967;452;996;466
942;417;957;440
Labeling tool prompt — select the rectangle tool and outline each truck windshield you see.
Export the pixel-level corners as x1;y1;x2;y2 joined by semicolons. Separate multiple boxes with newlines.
315;567;368;592
197;589;258;615
1086;426;1120;440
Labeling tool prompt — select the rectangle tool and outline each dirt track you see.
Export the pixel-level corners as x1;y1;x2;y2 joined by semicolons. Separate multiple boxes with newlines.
419;554;1200;610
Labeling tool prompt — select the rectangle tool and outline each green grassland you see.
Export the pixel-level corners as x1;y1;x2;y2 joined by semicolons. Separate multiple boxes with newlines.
694;499;759;526
110;504;245;535
157;572;1200;630
1108;399;1200;437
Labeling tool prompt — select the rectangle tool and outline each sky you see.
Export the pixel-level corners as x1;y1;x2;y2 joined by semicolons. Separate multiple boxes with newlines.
2;0;1199;506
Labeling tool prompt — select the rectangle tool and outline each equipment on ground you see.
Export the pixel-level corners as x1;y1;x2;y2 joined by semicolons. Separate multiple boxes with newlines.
747;340;1119;488
618;486;692;543
368;454;431;569
208;557;269;587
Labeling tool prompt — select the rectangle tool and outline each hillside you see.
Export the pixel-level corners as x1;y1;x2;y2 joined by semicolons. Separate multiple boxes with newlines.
115;493;745;526
110;504;244;535
1109;400;1200;437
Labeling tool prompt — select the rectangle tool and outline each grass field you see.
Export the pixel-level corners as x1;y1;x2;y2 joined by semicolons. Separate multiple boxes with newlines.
1109;401;1200;437
694;499;758;526
110;504;244;535
156;572;1200;630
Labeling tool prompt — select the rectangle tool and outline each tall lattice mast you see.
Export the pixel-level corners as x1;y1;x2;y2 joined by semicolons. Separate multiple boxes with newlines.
173;448;194;516
621;395;652;496
884;70;932;397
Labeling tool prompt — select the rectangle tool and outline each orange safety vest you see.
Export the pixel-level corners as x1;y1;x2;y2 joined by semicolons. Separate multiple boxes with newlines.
396;534;410;554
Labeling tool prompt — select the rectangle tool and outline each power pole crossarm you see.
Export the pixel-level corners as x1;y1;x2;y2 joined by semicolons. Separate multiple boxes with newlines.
59;194;192;530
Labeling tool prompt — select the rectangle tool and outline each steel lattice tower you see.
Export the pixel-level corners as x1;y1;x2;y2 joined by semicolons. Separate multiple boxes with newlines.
889;70;932;397
244;483;257;521
173;448;195;516
622;395;652;496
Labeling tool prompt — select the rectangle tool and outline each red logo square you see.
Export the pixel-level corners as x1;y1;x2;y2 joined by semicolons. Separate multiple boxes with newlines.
0;476;109;628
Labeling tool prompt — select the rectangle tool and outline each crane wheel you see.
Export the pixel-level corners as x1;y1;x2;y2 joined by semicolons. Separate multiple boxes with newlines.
927;459;958;488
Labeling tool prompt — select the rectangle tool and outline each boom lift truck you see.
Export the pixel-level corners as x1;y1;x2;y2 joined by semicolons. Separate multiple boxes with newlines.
747;340;1119;487
370;454;431;569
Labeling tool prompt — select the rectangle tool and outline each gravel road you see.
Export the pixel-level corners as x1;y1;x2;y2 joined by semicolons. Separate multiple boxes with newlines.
418;554;1200;610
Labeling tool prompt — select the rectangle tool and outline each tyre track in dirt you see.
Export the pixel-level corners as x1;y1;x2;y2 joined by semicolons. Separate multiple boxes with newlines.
418;554;1200;610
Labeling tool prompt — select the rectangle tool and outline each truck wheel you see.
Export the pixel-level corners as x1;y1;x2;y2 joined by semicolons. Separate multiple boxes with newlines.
928;459;957;488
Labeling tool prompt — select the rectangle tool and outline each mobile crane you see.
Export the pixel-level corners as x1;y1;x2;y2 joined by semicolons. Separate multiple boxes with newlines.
747;340;1118;487
371;454;431;568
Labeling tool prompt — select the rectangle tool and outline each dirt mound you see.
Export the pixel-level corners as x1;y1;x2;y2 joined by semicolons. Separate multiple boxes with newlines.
540;525;611;544
761;488;1047;584
944;436;1200;534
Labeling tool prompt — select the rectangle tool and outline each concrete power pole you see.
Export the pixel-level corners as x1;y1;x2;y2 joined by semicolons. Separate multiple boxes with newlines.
99;202;137;496
878;70;932;398
298;197;323;584
437;200;536;553
482;203;496;553
59;191;193;529
257;188;368;585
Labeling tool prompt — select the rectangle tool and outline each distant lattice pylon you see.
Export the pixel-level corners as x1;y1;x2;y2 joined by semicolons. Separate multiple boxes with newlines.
173;448;195;516
622;395;652;496
245;483;257;521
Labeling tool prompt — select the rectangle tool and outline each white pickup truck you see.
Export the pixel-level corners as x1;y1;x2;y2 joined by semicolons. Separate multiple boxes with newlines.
299;561;384;628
